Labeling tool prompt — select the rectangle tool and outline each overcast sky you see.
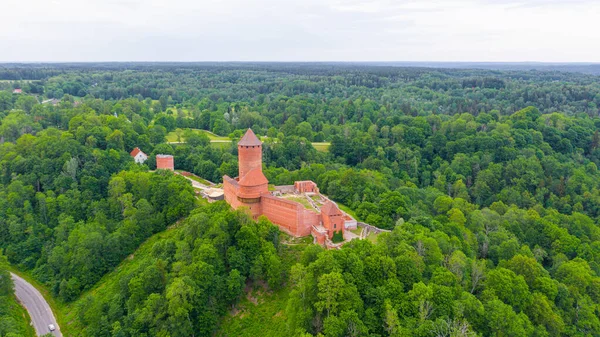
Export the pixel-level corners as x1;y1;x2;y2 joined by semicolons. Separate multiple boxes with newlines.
1;0;599;62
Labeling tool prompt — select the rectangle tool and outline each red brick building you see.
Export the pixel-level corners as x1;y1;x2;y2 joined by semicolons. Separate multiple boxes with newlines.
294;181;319;193
156;154;174;171
223;129;345;245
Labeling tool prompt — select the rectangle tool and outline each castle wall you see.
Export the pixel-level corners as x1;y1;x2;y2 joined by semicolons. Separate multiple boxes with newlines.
238;145;262;178
294;181;319;194
223;176;262;219
223;176;241;208
312;227;327;245
323;213;345;238
238;183;268;199
300;208;321;235
261;195;318;236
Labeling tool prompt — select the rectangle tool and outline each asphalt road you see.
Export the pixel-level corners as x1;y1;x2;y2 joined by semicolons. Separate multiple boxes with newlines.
11;273;62;337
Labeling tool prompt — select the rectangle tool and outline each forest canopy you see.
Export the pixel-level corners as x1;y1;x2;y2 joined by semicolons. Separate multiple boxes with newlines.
0;63;600;336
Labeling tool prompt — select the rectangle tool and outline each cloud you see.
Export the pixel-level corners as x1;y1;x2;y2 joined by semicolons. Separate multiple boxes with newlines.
0;0;599;62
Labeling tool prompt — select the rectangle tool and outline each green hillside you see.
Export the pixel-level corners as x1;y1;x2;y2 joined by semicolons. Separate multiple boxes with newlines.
2;63;600;337
0;253;35;337
59;201;294;337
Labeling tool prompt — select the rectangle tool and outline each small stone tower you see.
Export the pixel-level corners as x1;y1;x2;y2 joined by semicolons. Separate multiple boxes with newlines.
238;129;263;179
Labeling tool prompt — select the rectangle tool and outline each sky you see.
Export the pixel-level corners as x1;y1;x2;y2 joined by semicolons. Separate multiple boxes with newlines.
1;0;599;62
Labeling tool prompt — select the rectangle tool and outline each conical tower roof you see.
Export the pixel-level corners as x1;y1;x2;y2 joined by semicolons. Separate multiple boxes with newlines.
238;128;262;146
238;168;269;186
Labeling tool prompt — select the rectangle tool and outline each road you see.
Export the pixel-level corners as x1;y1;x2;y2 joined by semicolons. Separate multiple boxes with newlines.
11;273;62;337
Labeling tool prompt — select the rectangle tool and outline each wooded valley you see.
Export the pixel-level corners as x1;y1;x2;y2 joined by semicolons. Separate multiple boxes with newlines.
1;63;600;336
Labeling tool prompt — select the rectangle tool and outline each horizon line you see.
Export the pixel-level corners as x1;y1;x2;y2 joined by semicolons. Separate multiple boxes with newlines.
1;61;600;65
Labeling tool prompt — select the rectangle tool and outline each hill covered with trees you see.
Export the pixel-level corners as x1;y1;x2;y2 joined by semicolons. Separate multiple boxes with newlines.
0;63;600;336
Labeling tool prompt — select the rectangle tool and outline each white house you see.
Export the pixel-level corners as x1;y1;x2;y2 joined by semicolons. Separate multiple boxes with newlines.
130;147;148;164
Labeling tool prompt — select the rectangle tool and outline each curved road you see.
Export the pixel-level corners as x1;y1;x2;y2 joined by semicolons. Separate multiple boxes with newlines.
11;273;62;337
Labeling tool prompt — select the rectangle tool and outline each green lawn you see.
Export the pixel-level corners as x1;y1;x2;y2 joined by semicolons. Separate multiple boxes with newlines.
284;196;316;211
350;227;363;235
211;141;234;149
166;128;232;143
310;195;321;202
176;170;212;185
366;231;380;243
312;142;330;152
166;107;193;118
166;129;329;152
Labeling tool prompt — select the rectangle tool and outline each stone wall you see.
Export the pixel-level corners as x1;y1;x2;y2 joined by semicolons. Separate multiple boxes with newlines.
358;222;391;234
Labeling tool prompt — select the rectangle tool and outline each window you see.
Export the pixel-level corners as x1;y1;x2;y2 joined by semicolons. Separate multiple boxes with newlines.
334;224;336;229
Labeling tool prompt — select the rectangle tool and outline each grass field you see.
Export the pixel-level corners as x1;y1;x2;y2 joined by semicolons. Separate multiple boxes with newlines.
284;195;317;211
166;128;231;143
166;129;330;151
350;227;363;235
176;170;212;185
366;231;380;243
312;142;331;152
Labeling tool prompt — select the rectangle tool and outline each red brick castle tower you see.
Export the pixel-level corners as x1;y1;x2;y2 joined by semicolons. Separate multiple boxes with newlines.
223;128;348;246
238;128;263;178
223;129;268;219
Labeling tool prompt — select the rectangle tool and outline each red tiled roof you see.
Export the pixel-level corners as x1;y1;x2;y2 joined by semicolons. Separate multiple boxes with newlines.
321;201;342;216
238;128;262;146
238;168;268;186
130;147;142;157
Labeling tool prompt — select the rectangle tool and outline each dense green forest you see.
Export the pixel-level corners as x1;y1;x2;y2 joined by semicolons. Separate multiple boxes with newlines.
1;63;600;336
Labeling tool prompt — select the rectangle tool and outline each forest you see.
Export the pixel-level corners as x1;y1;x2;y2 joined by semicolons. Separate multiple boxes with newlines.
0;63;600;336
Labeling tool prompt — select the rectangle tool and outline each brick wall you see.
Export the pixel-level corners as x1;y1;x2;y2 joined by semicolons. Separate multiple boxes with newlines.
223;176;241;208
294;181;319;193
261;195;302;235
238;183;268;199
322;213;345;238
156;155;174;170
223;176;263;219
261;195;320;237
299;208;320;236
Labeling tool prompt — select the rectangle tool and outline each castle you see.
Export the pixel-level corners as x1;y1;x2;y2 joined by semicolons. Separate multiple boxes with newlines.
223;129;356;246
